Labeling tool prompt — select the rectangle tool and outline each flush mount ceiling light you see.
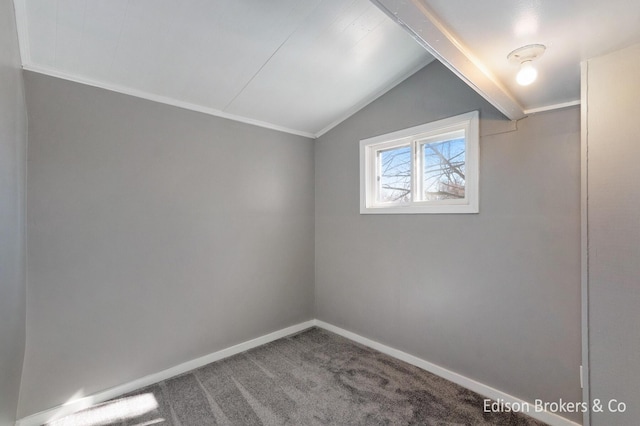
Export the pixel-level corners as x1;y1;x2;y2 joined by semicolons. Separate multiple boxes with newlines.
507;44;546;86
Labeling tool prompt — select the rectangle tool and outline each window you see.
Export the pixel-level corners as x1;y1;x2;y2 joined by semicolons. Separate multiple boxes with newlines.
360;111;479;214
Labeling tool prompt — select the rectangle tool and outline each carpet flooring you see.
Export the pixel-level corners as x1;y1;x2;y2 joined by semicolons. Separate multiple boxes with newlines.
47;327;547;426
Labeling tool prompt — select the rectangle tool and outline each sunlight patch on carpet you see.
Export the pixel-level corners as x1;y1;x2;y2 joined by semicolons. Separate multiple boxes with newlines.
47;393;160;426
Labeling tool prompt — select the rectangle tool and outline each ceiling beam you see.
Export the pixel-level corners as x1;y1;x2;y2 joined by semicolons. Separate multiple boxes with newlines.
370;0;526;120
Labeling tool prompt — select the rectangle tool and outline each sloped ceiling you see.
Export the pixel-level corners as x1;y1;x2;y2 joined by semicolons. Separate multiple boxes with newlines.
13;0;640;136
423;0;640;111
14;0;433;138
374;0;640;118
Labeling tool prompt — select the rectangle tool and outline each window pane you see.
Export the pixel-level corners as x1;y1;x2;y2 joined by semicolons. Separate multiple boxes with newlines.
422;137;465;200
378;145;411;203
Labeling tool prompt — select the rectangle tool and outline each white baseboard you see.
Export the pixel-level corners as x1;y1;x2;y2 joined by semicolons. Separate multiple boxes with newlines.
17;319;581;426
314;320;581;426
15;320;315;426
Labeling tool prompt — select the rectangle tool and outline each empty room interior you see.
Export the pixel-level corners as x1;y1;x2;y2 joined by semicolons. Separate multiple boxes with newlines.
2;0;640;425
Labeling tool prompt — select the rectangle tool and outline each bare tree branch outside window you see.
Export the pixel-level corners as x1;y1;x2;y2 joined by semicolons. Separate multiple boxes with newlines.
378;138;465;203
379;146;411;202
422;138;465;200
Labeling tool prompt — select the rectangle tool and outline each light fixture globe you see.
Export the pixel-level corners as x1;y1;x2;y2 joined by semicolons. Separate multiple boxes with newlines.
516;61;537;86
508;44;546;86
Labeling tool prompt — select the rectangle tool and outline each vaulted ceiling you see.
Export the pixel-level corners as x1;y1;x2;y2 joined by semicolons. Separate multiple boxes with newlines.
14;0;433;138
12;0;640;137
373;0;640;118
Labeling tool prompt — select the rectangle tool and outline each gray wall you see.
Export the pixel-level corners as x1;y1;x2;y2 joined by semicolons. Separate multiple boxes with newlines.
19;72;315;417
315;61;582;422
585;43;640;424
0;0;27;424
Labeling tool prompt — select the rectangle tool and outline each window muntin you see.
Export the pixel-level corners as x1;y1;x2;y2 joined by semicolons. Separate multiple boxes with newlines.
360;111;478;214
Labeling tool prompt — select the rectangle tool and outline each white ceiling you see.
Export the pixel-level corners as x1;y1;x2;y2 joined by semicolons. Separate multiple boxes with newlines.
14;0;433;138
13;0;640;136
375;0;640;118
423;0;640;112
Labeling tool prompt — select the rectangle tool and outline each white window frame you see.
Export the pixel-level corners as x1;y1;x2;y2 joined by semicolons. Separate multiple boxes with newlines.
360;111;479;214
